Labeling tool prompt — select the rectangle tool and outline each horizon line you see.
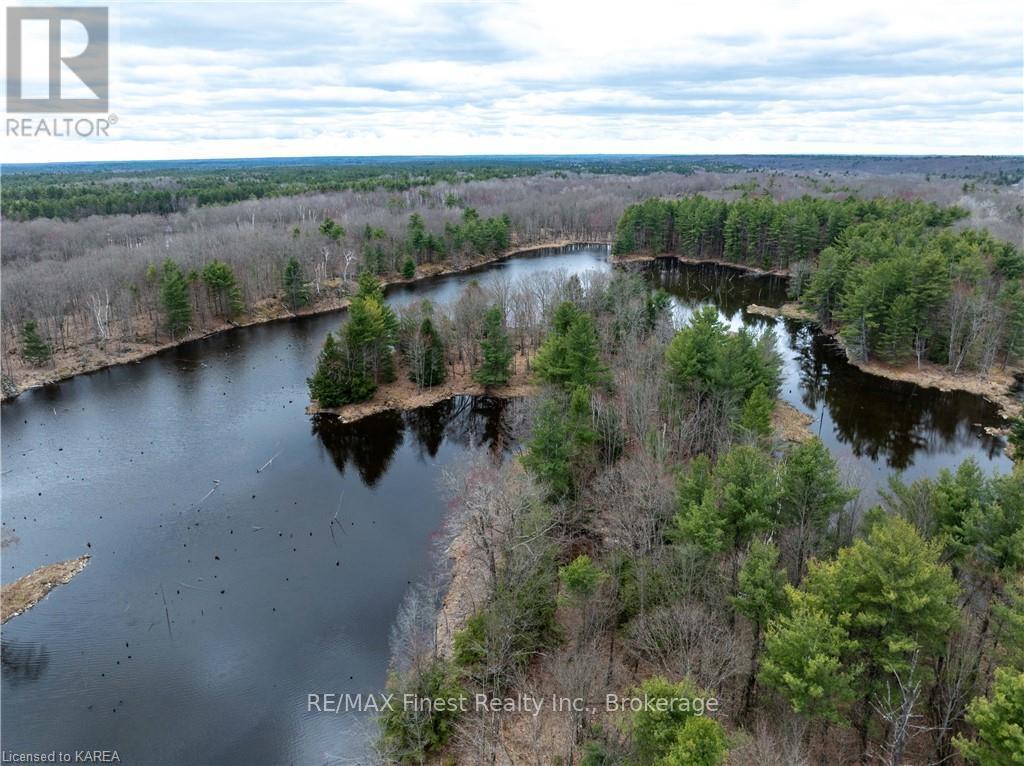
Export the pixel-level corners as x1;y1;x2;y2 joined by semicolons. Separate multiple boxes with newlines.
6;151;1024;171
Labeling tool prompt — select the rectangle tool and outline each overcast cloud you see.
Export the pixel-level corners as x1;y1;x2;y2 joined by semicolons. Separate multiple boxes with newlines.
4;0;1022;162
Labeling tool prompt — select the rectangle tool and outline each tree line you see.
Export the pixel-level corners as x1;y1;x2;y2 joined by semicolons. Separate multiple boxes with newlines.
373;268;1022;765
5;172;1019;388
615;194;1024;373
2;156;724;222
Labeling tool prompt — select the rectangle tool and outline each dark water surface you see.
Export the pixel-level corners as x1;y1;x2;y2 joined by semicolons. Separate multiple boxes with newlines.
646;259;1011;498
1;245;1011;765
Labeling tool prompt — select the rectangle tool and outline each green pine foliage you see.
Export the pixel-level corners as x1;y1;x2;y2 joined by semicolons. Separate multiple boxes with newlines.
616;194;1022;372
474;306;513;386
885;458;1024;574
533;302;609;388
306;274;398;406
760;591;858;722
282;256;309;309
660;716;729;766
1009;417;1024;463
559;554;606;599
994;575;1024;671
522;386;598;501
627;676;727;766
443;208;511;257
673;445;781;554
811;226;1020;368
665;306;781;401
733;540;788;711
614;194;965;267
732;540;787;628
306;331;375;407
954;667;1024;766
159;258;192;337
319;217;345;242
378;658;465;765
20;321;52;365
406;213;446;262
738;383;774;437
200;260;244;318
763;515;960;732
780;437;859;574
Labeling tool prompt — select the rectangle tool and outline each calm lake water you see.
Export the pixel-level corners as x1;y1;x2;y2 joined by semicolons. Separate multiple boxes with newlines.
1;244;1012;765
645;259;1011;496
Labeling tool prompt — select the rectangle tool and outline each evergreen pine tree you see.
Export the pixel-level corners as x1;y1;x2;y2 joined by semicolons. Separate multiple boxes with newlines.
880;293;916;361
159;258;192;337
401;257;416;279
345;291;397;384
307;332;346;406
533;301;608;389
558;555;606;600
768;515;960;756
563;313;608;387
20;321;52;366
474;306;513;386
522;395;573;500
954;668;1024;766
673;445;781;554
660;716;729;766
760;590;857;723
780;437;858;577
628;676;724;766
732;540;788;713
307;331;376;407
283;256;309;309
200;260;244;318
665;306;726;393
1009;416;1024;463
739;384;774;437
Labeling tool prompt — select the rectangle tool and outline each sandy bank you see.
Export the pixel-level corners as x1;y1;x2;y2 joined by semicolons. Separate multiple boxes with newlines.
773;401;816;442
746;302;817;322
2;556;90;624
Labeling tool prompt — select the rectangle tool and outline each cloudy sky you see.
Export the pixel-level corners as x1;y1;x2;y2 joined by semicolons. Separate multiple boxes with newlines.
4;0;1022;163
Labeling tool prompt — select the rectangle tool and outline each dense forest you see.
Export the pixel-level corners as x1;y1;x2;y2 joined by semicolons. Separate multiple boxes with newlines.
1;156;727;221
3;168;1021;397
356;268;1023;765
614;195;1024;373
4;155;1020;222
